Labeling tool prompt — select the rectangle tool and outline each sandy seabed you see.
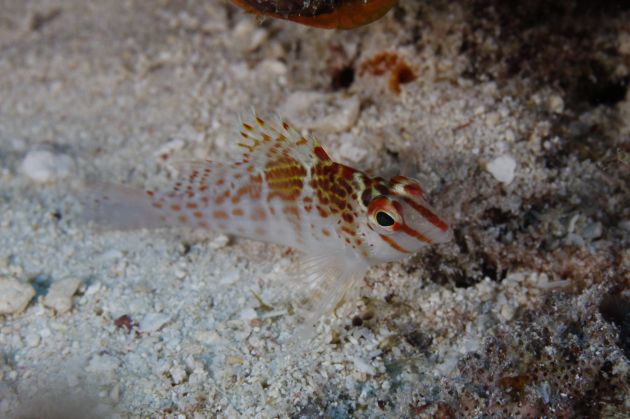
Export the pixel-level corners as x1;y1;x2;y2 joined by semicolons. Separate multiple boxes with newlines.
0;1;629;417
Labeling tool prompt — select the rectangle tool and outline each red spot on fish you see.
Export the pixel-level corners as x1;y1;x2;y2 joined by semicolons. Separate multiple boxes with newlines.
283;206;300;218
251;207;266;221
340;165;355;180
213;210;229;220
341;225;355;236
316;206;328;218
231;185;251;204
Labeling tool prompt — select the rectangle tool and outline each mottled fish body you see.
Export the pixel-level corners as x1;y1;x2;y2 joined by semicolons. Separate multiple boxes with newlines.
84;113;451;336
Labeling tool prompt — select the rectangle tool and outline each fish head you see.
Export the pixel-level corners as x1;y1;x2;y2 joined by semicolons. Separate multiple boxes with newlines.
361;175;452;263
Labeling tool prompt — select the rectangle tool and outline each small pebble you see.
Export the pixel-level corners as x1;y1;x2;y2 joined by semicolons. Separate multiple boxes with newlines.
499;304;515;321
110;384;120;402
548;95;564;113
239;307;257;321
21;149;74;182
232;19;267;52
154;139;185;161
25;333;41;347
139;313;171;332
220;269;240;285
169;365;187;385
85;282;102;296
486;154;516;185
352;356;376;376
581;222;603;240
0;277;35;314
44;277;81;314
209;234;229;250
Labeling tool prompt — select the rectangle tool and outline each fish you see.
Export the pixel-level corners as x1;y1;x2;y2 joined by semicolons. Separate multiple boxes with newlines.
82;113;452;338
229;0;398;29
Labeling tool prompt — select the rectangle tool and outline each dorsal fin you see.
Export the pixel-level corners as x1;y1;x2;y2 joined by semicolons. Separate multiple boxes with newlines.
236;111;331;169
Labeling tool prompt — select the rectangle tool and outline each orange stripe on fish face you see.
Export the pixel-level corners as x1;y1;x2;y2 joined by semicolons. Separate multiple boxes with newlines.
399;224;432;244
379;234;411;254
402;197;449;232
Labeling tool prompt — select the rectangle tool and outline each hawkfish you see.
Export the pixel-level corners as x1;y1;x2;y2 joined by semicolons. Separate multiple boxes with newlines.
83;113;452;337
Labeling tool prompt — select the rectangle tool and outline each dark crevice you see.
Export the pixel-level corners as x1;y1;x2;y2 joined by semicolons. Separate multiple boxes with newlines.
599;293;630;358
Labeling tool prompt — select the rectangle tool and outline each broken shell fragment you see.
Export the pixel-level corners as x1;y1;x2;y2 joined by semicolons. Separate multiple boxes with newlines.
230;0;398;29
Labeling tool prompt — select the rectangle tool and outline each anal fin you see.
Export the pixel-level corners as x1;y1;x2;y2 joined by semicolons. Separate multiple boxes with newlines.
289;253;369;345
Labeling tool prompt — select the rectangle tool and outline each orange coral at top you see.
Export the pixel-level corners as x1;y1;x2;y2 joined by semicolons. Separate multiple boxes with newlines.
230;0;398;29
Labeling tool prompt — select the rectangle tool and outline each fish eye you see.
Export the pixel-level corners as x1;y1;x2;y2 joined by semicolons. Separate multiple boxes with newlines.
368;196;403;232
375;211;395;227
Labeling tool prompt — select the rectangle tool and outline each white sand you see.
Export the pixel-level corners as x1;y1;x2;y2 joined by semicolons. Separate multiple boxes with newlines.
1;1;629;417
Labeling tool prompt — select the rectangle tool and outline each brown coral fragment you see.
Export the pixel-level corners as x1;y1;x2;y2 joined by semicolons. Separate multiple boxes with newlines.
359;51;417;94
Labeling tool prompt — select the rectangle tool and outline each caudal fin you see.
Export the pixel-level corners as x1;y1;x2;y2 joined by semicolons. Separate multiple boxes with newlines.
79;181;166;230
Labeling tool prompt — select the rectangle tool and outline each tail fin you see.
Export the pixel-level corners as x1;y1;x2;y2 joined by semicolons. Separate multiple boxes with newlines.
79;181;167;230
